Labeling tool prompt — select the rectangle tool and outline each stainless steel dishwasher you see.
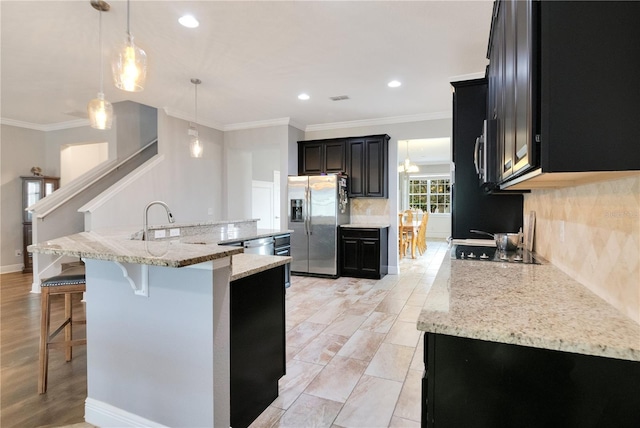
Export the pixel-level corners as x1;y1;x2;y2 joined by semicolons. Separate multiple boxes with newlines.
242;237;275;255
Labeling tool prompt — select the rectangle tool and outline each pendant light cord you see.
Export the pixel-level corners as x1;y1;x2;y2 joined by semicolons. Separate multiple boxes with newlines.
126;0;131;37
194;83;198;131
99;10;104;93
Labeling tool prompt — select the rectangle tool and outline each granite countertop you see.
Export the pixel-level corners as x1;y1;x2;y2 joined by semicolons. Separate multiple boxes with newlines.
28;229;243;268
230;254;292;282
418;257;640;361
341;224;390;229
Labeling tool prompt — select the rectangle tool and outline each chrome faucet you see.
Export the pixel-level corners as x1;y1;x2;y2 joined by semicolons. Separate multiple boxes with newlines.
143;201;175;240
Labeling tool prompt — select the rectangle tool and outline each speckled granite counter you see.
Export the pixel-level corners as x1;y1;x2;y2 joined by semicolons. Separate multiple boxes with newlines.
230;254;292;281
418;258;640;361
29;229;243;268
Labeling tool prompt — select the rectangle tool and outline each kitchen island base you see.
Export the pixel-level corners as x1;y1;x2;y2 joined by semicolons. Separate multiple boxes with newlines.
422;333;640;428
83;258;231;428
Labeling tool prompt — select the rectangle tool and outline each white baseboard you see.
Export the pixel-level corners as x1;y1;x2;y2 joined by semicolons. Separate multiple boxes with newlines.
0;264;23;274
85;397;169;428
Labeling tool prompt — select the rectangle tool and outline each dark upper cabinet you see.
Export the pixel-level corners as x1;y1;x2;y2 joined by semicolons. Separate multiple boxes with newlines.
487;0;640;189
345;134;389;198
298;134;389;198
451;79;523;239
298;139;345;175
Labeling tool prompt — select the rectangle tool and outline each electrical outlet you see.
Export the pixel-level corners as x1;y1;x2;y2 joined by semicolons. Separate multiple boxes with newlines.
169;228;180;237
154;229;167;239
15;249;22;257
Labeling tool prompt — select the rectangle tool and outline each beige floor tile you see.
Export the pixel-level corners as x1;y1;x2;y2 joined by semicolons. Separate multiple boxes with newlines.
286;321;328;348
337;329;386;362
384;320;422;348
358;288;389;305
286;346;301;363
393;369;423;422
272;359;324;410
343;300;379;317
323;313;367;337
304;356;369;403
409;342;425;372
359;311;398;334
397;305;422;323
365;342;414;382
276;393;344;428
294;333;349;365
249;405;285;428
375;297;406;314
406;292;428;307
307;298;352;325
333;375;403;428
389;416;421;427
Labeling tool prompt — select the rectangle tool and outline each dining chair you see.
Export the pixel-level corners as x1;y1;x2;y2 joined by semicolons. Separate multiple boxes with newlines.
398;215;409;258
416;212;429;255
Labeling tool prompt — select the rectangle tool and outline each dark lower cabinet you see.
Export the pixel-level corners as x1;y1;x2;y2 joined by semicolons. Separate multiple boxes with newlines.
231;266;286;428
339;227;388;279
422;333;640;428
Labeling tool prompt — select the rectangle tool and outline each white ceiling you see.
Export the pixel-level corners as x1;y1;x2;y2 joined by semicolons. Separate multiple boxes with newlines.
0;0;493;131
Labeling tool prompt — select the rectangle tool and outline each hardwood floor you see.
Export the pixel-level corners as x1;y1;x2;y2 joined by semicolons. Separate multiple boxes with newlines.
1;272;87;428
0;241;448;428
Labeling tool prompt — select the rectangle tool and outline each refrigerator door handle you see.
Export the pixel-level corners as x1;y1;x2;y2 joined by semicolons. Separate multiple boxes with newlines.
306;188;312;235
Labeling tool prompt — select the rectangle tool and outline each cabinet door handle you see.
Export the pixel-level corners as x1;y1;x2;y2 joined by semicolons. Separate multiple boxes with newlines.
474;136;483;176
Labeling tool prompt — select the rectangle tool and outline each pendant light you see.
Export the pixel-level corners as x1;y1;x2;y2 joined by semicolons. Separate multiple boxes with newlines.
399;141;419;173
189;78;203;158
112;0;147;92
87;1;113;130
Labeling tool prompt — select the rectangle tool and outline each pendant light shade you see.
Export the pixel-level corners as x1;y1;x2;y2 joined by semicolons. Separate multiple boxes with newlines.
88;1;113;130
88;93;113;130
189;78;203;158
112;0;147;92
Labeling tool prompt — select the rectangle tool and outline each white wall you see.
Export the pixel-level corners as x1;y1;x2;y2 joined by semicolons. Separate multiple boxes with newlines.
0;125;47;272
86;111;225;230
223;125;289;223
60;142;108;186
305;118;452;274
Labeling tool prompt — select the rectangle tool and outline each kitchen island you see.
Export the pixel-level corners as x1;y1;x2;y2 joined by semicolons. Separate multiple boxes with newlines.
29;228;291;428
418;256;640;427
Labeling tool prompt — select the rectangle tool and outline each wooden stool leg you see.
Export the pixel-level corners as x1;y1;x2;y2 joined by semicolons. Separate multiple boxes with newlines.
38;288;51;394
64;293;72;361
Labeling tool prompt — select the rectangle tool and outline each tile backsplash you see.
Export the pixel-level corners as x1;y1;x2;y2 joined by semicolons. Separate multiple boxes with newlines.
349;198;391;225
524;175;640;323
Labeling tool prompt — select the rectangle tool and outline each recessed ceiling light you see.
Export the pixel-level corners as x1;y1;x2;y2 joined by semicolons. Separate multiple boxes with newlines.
179;15;199;28
388;80;402;88
298;93;310;100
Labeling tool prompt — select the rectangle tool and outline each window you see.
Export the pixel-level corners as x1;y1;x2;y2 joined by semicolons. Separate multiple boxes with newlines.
408;178;451;214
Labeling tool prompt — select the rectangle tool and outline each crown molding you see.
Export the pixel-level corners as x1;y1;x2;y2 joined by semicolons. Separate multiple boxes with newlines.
449;71;486;83
0;117;89;131
305;111;452;133
162;107;226;132
223;117;295;132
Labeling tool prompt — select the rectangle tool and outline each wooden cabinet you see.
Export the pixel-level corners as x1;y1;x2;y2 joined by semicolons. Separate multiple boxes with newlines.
422;333;640;428
451;79;523;239
298;134;389;198
346;135;389;198
298;139;345;175
339;227;388;279
487;0;640;189
230;265;286;428
21;175;59;272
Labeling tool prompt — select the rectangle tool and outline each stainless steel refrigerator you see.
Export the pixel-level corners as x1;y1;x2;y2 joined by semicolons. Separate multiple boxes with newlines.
287;174;350;277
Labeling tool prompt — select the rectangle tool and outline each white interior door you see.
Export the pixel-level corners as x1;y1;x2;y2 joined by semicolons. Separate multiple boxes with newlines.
252;181;273;229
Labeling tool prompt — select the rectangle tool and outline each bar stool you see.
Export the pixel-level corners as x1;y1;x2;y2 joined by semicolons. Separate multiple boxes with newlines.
38;265;87;394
